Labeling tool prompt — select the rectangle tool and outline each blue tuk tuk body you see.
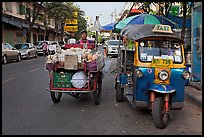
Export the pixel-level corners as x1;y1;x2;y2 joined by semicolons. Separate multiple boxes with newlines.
115;24;190;129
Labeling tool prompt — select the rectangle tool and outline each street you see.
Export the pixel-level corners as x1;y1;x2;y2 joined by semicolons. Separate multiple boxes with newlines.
2;57;202;135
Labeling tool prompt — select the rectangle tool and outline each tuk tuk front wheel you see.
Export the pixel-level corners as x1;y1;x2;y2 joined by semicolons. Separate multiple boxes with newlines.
50;92;62;103
116;83;124;102
152;97;169;129
93;73;102;105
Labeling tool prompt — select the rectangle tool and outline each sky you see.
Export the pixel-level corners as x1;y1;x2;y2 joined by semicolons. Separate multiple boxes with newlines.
75;2;126;26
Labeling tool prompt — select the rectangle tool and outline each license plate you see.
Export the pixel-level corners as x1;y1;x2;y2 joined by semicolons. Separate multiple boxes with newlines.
151;59;173;68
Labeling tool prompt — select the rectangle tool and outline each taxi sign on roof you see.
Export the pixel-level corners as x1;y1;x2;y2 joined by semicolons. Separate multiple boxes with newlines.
152;24;173;34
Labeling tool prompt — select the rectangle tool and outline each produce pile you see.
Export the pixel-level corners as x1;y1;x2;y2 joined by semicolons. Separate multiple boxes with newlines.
46;47;104;89
45;47;104;71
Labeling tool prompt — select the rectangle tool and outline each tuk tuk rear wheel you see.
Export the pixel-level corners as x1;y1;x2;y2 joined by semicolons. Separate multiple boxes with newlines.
116;83;124;102
50;92;62;103
93;73;102;105
152;97;168;129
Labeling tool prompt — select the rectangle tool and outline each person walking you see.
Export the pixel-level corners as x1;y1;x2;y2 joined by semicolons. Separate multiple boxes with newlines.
42;41;48;56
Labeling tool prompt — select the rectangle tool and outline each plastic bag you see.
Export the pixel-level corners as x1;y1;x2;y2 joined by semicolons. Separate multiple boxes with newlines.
71;71;87;88
102;58;112;78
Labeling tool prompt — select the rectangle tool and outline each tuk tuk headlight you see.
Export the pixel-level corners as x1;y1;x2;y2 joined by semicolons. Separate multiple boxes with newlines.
136;70;143;78
158;71;169;81
182;70;190;79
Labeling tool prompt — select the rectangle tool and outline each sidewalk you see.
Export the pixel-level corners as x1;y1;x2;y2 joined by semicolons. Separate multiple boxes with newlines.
185;84;202;109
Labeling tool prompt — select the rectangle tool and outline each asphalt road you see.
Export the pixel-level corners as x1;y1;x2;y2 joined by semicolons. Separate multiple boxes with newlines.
2;57;202;135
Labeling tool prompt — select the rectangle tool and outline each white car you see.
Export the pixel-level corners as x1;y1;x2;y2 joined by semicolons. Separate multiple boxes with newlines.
48;41;59;55
107;40;123;57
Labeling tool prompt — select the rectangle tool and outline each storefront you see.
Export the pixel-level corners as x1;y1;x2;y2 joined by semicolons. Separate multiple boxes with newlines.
191;2;202;89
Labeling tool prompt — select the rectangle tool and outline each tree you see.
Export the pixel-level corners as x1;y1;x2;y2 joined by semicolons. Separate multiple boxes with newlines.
44;2;87;41
142;2;152;13
76;10;87;40
26;2;44;43
44;2;76;41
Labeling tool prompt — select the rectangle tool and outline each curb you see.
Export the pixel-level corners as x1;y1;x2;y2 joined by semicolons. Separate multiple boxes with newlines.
185;86;202;109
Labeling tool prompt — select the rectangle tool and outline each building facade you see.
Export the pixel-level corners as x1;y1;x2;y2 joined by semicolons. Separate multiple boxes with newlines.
2;2;61;45
191;2;202;89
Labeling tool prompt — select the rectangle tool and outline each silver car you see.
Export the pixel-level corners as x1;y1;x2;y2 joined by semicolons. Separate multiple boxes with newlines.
107;40;123;57
2;43;21;64
14;43;38;59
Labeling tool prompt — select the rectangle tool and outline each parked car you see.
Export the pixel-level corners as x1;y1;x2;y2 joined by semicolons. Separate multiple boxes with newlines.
36;41;50;56
2;42;21;64
48;41;59;55
14;43;38;59
107;40;123;57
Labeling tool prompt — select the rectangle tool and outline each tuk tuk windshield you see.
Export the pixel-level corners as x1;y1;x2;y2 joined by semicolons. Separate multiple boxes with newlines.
139;40;183;63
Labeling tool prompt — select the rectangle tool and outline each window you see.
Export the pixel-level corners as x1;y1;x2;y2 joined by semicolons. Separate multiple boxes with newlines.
19;4;26;15
108;40;122;46
48;19;51;25
37;14;44;21
7;43;14;49
5;2;12;12
138;40;183;63
51;42;57;45
3;44;9;50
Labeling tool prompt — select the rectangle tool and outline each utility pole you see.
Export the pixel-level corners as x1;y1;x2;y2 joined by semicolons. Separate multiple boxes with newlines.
114;9;117;22
111;12;113;23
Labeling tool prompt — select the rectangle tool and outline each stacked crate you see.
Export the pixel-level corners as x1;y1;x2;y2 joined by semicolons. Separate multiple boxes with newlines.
53;72;74;88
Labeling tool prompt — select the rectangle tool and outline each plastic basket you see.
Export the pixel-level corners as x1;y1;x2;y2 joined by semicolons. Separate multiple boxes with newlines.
54;82;72;88
53;72;74;83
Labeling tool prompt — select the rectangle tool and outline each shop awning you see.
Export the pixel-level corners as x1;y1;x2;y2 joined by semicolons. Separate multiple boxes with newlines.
22;22;29;28
39;25;46;30
2;16;9;23
101;23;116;31
33;24;38;29
130;9;144;13
8;18;22;28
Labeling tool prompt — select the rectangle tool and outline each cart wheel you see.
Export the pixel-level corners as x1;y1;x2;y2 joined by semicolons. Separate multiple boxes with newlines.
50;91;62;103
152;97;169;129
116;82;124;102
93;73;102;105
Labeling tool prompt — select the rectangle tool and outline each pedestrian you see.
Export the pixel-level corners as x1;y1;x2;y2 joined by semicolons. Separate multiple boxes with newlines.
42;41;48;56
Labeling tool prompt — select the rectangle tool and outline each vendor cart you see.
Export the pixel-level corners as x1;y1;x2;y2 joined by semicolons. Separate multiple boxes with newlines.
46;44;104;105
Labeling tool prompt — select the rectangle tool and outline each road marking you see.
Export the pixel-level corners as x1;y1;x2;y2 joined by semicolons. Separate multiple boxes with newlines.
29;67;41;72
2;77;16;84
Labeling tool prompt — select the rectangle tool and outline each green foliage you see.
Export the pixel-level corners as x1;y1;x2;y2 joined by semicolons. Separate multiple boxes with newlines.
75;9;87;40
44;2;75;22
43;2;87;40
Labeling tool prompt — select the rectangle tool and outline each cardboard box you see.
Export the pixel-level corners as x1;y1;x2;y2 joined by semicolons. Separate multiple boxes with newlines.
64;55;78;70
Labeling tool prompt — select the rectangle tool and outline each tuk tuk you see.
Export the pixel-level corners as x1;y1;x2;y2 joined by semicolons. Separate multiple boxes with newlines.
115;24;191;129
